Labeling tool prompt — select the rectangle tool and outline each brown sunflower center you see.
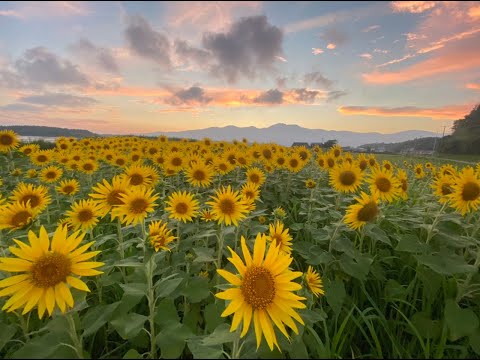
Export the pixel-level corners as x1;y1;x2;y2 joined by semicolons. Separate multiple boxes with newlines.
359;160;368;171
369;159;376;166
63;185;75;194
416;168;422;174
130;173;144;186
219;163;228;171
384;163;391;170
333;149;341;157
0;134;13;145
318;159;325;167
107;190;126;206
401;179;408;192
73;155;81;161
171;157;182;167
193;169;206;181
339;170;356;186
238;157;247;165
327;158;335;168
116;158;125;166
249;173;260;183
11;210;32;227
441;183;452;196
271;234;283;247
175;202;189;215
152;234;167;247
262;149;272;159
83;163;94;171
130;198;149;214
242;266;275;310
289;159;299;168
60;144;68;150
21;194;40;208
23;148;33;155
462;181;480;201
244;190;254;199
219;199;235;215
45;171;57;179
78;209;94;222
375;177;391;192
30;253;71;288
131;154;140;162
37;155;48;163
357;202;379;222
277;157;285;165
299;151;308;161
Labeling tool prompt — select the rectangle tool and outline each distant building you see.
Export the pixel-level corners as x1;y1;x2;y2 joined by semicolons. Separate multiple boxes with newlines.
291;142;310;148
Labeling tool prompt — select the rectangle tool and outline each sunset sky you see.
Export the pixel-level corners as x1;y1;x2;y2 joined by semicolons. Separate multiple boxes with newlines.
0;1;479;135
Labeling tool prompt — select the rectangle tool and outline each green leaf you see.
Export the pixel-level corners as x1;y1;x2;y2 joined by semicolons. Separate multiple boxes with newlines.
366;225;391;246
300;308;327;325
156;277;184;298
201;323;238;346
181;277;211;303
339;253;372;281
119;282;147;297
445;299;479;341
395;234;429;253
156;322;194;359
325;279;346;315
410;312;441;340
11;331;76;359
122;349;142;359
469;330;480;355
187;337;224;359
0;324;17;352
415;253;475;275
110;313;148;340
193;247;216;263
204;302;226;333
155;298;180;327
81;301;121;337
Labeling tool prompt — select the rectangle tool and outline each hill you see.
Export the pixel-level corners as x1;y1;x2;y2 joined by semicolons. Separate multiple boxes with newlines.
0;125;97;138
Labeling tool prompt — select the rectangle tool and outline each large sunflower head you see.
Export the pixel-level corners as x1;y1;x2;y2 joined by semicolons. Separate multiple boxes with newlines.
186;163;213;188
122;164;158;188
78;160;99;175
439;164;457;178
246;167;266;186
112;186;159;225
241;181;260;202
206;185;249;226
267;221;293;254
305;266;324;297
432;175;454;204
215;233;306;351
65;199;102;232
286;153;305;173
0;130;19;153
0;224;103;318
368;168;401;203
330;144;343;158
18;143;40;156
396;169;408;199
89;176;130;218
165;191;199;223
414;164;425;179
40;165;63;183
30;150;54;166
448;167;480;215
56;179;80;196
329;162;364;193
344;191;380;230
148;220;177;252
0;201;38;231
10;182;52;213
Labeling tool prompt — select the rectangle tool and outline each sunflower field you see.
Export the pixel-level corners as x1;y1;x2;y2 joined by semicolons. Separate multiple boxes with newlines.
0;129;480;359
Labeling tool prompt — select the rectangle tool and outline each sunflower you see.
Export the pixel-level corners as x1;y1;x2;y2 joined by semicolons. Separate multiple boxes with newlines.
305;266;324;297
10;182;51;213
186;163;213;187
330;144;343;158
272;207;286;219
78;160;99;175
0;224;103;317
40;166;63;183
165;191;199;223
246;167;266;186
396;169;408;199
148;221;176;252
286;153;305;173
439;164;457;178
344;192;380;230
56;179;80;196
30;150;54;166
216;233;306;351
305;179;316;189
18;143;40;156
200;209;215;222
0;202;37;231
329;162;364;193
206;186;249;226
258;215;266;224
414;164;425;179
432;175;454;204
368;156;377;168
241;182;260;202
368;168;401;203
122;164;158;188
0;130;19;153
89;176;130;218
26;169;37;178
165;152;185;171
448;167;480;215
214;159;234;175
382;160;393;172
112;186;159;225
267;221;293;254
323;153;336;170
112;155;128;167
357;154;369;172
65;199;102;232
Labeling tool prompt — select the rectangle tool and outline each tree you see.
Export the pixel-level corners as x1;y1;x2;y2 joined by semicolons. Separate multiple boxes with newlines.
322;139;338;149
438;104;480;154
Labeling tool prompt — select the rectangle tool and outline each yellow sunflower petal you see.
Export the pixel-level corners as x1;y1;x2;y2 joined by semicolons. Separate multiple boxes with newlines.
0;274;31;288
221;299;243;317
57;281;74;307
66;276;90;292
230;303;245;332
217;269;242;286
253;310;263;349
0;258;33;272
54;284;66;313
22;287;44;315
240;236;252;267
215;288;242;300
241;304;253;338
45;287;55;315
253;234;266;265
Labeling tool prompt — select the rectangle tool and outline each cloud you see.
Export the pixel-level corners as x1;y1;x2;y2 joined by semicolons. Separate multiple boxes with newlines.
70;39;120;74
276;77;288;88
363;25;380;32
0;103;40;112
17;93;98;107
391;1;438;13
164;86;212;106
174;39;210;68
0;10;22;18
291;88;322;104
327;90;348;102
466;83;480;90
0;2;90;19
326;43;336;49
363;34;480;84
124;15;171;68
312;48;324;55
13;47;90;86
275;56;287;62
320;27;348;46
338;103;473;120
360;53;373;60
304;72;333;89
202;15;283;83
0;70;28;89
252;89;284;104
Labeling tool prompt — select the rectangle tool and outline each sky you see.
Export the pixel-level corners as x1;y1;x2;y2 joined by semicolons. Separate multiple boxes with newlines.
0;1;479;135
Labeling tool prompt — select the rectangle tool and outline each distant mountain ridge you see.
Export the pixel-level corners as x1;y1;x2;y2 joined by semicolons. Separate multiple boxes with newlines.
0;125;97;138
147;123;439;147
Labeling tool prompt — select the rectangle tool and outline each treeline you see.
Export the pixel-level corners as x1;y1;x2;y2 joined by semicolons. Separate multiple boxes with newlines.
361;137;437;153
437;104;480;154
0;125;97;138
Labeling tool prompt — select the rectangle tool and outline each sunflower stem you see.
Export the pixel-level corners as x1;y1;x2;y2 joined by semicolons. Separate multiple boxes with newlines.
66;313;84;359
141;219;147;261
426;202;447;244
216;223;225;269
231;330;243;359
456;246;480;303
116;218;125;259
146;255;157;359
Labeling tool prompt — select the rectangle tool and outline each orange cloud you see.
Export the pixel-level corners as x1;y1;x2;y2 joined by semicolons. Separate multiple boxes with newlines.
391;1;437;13
338;104;473;120
466;83;480;90
469;6;480;18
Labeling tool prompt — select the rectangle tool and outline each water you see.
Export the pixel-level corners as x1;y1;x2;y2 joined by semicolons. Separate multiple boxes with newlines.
20;136;57;143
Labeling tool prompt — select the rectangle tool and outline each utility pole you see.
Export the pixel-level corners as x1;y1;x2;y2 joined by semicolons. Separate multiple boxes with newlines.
432;125;447;156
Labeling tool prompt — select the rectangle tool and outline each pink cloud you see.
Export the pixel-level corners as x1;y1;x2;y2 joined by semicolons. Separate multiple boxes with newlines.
469;6;480;17
360;53;373;60
363;25;380;32
0;2;90;19
338;103;473;120
312;48;324;55
391;1;438;13
466;83;480;90
275;56;288;62
327;43;336;49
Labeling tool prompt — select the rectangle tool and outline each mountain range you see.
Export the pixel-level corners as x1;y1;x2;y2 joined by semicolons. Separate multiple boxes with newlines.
147;123;440;148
